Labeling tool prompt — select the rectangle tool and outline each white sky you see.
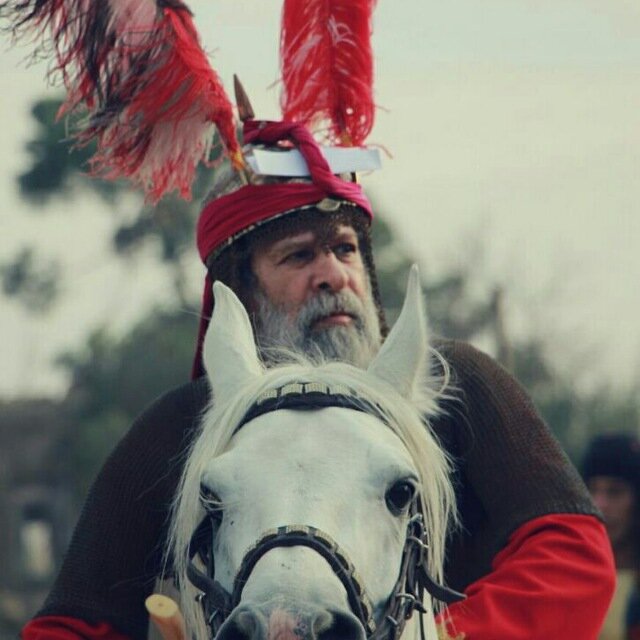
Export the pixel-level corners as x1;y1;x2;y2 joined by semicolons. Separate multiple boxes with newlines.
1;0;639;397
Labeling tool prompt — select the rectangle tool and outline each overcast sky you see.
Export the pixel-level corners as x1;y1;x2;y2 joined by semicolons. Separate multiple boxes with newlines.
1;0;639;397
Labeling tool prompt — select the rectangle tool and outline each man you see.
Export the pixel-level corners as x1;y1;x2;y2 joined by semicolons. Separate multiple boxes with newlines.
583;433;640;640
22;118;614;640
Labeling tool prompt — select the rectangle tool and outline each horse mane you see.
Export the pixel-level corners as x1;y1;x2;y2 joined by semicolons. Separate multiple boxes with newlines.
167;351;457;637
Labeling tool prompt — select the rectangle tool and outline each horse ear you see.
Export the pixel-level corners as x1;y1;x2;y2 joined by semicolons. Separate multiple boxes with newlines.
203;281;263;398
368;265;429;399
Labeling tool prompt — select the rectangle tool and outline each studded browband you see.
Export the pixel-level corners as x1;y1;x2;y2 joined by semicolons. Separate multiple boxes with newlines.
236;381;386;434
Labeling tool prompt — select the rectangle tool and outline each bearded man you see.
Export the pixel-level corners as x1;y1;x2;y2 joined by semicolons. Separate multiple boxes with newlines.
21;118;615;640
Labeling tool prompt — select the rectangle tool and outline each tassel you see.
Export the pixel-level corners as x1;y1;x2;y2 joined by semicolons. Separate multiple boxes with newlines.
2;0;241;202
280;0;377;147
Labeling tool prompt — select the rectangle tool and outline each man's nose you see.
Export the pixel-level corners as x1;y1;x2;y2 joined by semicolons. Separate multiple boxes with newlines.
590;491;609;515
311;251;349;293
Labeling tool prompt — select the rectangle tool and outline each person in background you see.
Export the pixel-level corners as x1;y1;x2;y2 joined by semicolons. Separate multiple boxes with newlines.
583;433;640;640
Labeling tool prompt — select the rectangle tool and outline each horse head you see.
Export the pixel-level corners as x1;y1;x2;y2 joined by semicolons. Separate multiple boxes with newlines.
169;267;459;640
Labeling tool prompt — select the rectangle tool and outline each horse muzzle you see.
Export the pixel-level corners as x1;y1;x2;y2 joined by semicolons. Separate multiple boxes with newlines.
215;601;366;640
188;516;464;640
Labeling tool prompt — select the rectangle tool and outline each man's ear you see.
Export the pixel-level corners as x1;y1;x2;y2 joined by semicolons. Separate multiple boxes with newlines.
367;265;429;400
203;281;263;400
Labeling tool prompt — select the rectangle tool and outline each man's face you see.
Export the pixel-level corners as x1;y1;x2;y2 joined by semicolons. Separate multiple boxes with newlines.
251;225;369;321
250;224;381;367
588;476;636;548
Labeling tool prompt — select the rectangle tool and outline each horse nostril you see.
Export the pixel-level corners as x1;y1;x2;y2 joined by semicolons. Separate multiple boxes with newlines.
309;610;332;637
217;608;267;640
315;610;366;640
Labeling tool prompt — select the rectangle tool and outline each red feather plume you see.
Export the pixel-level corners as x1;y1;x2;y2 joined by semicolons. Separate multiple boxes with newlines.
1;0;242;202
280;0;377;147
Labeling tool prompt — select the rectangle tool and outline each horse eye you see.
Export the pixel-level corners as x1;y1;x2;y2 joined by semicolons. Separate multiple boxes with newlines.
385;480;416;515
199;483;223;514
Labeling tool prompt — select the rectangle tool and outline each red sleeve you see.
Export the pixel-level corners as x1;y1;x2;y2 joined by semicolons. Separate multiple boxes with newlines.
436;513;615;639
21;616;132;640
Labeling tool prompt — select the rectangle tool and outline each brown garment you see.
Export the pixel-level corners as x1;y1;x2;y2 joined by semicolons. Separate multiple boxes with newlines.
37;340;596;639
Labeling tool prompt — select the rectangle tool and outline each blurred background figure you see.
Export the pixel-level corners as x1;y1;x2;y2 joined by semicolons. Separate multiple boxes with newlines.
583;433;640;640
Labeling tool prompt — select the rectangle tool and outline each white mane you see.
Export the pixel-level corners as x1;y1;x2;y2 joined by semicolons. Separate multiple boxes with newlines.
167;354;457;638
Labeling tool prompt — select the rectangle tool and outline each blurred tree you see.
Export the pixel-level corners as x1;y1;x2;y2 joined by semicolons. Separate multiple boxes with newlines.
0;247;59;313
9;96;216;308
511;337;581;458
55;310;198;500
18;99;121;203
371;219;500;342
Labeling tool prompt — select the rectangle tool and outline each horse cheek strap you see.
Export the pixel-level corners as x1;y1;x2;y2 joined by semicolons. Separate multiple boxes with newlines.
187;516;232;632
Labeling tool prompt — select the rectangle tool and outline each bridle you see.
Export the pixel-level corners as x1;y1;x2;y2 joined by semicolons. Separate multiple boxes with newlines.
186;383;465;640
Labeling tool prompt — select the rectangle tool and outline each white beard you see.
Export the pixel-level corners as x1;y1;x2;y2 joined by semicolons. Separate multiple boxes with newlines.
253;288;382;369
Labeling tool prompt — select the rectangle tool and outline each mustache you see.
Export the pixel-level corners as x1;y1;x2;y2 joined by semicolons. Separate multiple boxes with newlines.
295;290;366;332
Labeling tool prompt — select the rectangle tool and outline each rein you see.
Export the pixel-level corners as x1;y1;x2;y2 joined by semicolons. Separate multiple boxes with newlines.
186;383;464;639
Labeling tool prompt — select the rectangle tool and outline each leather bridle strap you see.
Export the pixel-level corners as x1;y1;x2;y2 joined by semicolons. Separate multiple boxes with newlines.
235;383;385;435
231;525;377;635
187;507;465;640
367;505;465;640
187;517;231;629
186;520;376;636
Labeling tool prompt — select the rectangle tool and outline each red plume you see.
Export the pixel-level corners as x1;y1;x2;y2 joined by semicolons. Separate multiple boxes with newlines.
2;0;242;202
280;0;377;147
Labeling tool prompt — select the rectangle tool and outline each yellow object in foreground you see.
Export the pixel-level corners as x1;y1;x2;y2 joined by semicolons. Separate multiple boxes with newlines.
145;594;186;640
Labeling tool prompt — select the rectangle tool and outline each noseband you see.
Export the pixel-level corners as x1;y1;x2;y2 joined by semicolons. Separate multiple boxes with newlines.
186;383;464;640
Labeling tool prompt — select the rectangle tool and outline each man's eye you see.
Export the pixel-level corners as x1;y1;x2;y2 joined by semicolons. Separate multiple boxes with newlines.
283;249;314;263
334;243;358;257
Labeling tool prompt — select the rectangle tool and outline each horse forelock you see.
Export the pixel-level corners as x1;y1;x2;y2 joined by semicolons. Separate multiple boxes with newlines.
168;354;457;640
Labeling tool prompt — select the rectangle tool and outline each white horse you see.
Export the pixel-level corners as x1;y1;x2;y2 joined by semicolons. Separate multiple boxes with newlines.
168;267;459;640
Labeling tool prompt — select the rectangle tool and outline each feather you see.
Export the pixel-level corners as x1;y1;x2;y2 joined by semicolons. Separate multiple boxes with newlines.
280;0;377;147
1;0;241;202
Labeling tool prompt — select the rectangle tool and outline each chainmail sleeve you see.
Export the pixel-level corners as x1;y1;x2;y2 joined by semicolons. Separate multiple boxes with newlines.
431;339;599;591
37;378;211;640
